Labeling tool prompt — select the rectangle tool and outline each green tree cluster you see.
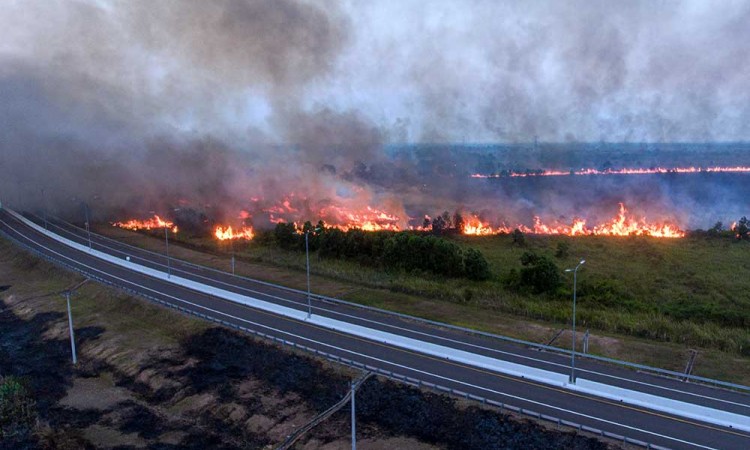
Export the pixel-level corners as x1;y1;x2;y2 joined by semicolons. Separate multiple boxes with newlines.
509;251;561;294
272;222;492;280
421;210;468;235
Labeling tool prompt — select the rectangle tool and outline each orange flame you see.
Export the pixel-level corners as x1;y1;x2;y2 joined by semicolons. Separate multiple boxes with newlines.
471;165;750;179
113;215;178;233
214;225;255;241
318;205;403;232
461;203;685;238
462;216;496;235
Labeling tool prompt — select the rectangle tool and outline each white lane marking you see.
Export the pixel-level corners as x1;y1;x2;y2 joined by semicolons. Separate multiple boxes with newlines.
5;213;750;436
36;213;750;410
1;219;741;450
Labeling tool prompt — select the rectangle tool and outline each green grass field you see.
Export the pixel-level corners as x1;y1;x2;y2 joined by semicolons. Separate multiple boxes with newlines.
189;230;750;356
93;224;750;383
461;233;750;354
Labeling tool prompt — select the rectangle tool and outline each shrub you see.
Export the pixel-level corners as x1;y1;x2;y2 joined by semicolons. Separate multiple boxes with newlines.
464;248;492;280
0;376;37;440
383;234;465;277
554;241;570;258
519;252;561;294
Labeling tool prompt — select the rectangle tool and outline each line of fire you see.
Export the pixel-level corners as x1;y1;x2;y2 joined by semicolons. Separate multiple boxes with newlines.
112;201;690;241
471;165;750;178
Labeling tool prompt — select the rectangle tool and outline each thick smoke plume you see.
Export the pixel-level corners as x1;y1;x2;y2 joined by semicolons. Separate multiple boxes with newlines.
1;1;749;230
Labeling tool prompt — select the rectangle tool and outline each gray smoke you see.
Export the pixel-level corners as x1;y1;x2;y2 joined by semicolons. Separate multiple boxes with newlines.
0;0;378;222
1;1;748;229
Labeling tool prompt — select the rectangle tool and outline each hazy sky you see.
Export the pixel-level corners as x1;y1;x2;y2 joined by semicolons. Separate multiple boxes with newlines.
2;0;750;144
1;0;748;226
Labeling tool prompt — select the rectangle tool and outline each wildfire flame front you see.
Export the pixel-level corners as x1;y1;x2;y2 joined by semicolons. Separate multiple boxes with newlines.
214;225;255;241
461;203;685;238
112;215;178;233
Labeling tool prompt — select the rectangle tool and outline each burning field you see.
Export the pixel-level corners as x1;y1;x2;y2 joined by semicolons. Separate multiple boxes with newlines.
112;216;179;234
2;3;750;248
471;165;750;178
3;4;750;414
458;203;685;238
112;201;686;240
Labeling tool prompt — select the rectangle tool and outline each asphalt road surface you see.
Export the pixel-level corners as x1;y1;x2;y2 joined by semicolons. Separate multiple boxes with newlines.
1;208;748;450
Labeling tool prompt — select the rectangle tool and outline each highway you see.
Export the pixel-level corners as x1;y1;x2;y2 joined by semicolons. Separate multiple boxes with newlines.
1;207;749;450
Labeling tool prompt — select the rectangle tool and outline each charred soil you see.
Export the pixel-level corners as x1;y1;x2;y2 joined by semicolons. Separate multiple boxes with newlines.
1;238;620;449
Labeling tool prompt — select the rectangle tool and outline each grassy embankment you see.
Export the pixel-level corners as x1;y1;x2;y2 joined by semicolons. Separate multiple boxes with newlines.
0;238;620;450
94;224;750;385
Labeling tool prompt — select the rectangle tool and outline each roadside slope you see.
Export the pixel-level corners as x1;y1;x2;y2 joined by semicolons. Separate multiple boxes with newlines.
0;238;618;450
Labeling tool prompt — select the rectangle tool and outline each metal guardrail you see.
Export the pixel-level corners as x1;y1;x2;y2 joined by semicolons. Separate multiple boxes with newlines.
0;228;672;450
34;212;750;394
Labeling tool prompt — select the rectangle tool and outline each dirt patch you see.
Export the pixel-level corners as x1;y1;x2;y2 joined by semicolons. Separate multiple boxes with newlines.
82;424;147;449
305;436;442;450
590;334;622;353
59;375;133;410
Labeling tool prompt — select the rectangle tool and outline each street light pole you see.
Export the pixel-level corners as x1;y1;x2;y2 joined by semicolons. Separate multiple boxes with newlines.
164;225;172;278
230;237;236;276
41;188;48;230
65;292;77;365
351;380;356;450
565;259;585;384
304;227;322;319
83;203;92;250
305;230;312;319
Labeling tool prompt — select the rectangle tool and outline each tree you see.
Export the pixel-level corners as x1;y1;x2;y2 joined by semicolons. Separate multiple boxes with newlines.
382;233;410;270
273;222;298;250
464;248;491;280
344;228;368;258
431;216;447;234
441;211;452;229
453;211;465;233
511;228;525;246
430;238;464;277
735;217;749;240
319;228;346;258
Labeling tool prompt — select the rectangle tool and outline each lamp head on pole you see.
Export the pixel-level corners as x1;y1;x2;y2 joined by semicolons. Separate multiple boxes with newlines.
565;260;586;273
306;226;323;235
